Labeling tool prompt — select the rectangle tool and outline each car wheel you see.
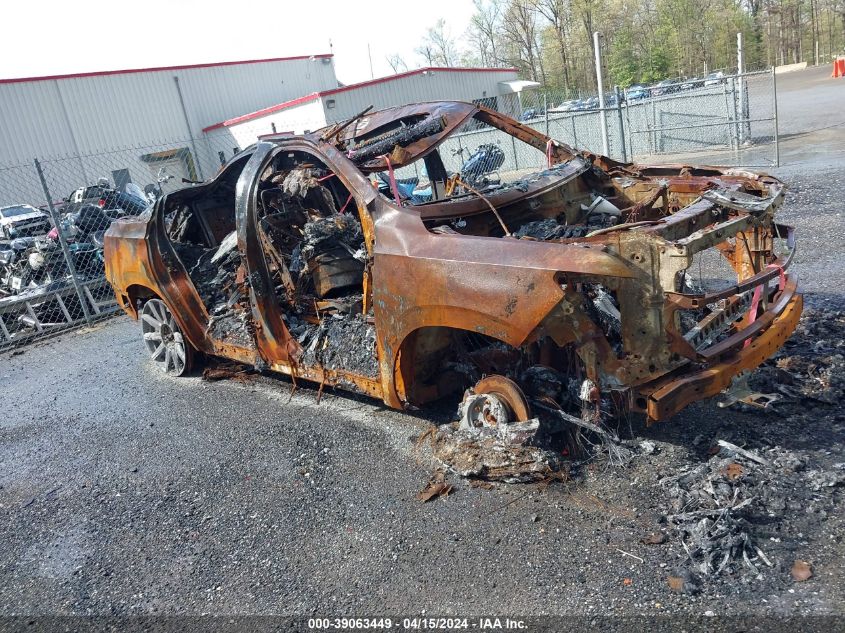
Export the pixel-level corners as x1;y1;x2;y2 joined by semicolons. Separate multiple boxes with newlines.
458;375;532;430
140;298;193;376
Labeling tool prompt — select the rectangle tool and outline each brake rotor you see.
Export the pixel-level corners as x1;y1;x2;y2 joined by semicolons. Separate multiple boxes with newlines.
473;375;532;421
460;375;532;430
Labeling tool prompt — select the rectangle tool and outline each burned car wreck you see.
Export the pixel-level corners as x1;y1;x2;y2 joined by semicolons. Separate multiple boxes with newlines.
104;101;801;435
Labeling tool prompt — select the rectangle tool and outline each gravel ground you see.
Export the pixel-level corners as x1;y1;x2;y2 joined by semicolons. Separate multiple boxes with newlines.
1;308;842;620
2;199;842;624
1;66;844;626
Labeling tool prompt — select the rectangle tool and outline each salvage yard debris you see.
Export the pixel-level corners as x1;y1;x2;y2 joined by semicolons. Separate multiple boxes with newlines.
96;97;843;599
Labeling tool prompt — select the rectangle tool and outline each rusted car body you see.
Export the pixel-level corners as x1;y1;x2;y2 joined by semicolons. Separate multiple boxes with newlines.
104;101;801;424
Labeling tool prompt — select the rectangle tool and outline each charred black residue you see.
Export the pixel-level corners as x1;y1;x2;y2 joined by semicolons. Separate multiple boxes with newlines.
297;313;379;378
172;241;255;349
514;218;590;240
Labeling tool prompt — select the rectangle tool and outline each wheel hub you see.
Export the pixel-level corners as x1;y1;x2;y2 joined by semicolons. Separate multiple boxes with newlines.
458;375;532;432
160;322;174;343
461;393;512;429
140;299;192;376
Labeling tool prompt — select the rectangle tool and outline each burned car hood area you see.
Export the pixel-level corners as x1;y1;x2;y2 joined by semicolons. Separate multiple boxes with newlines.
104;101;801;429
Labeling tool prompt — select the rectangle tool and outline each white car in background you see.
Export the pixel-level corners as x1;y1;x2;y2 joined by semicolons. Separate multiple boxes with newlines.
0;204;52;240
704;71;726;86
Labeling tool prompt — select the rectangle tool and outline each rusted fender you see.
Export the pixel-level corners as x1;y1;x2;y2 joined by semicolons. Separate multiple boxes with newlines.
104;218;153;320
370;202;637;407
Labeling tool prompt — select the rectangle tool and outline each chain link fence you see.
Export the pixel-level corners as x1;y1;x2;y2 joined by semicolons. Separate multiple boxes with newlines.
0;68;779;351
516;69;779;167
0;137;236;350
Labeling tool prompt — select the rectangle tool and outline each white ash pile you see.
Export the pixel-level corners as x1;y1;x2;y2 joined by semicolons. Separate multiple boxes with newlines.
424;393;565;483
428;419;562;484
660;440;843;583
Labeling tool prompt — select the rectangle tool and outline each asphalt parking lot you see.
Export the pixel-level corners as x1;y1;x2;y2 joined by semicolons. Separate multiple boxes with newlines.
1;66;844;623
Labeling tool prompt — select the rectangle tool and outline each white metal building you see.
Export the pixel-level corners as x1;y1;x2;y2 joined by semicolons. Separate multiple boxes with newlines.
202;67;531;150
0;58;534;207
0;54;338;204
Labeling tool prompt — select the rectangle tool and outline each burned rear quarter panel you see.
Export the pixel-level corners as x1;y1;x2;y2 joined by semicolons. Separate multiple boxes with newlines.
104;217;156;320
104;211;217;359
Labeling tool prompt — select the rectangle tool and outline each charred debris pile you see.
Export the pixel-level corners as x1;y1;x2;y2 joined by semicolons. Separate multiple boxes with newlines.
426;307;845;484
659;439;843;588
258;164;378;377
424;363;637;484
169;233;255;349
426;406;634;484
422;161;628;241
425;306;845;594
750;305;845;406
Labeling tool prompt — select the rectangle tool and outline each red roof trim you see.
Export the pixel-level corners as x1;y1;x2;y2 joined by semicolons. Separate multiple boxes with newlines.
202;66;519;132
319;66;518;98
0;54;334;85
203;93;322;132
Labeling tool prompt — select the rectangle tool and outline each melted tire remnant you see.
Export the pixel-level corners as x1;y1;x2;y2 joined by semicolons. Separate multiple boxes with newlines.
430;421;562;483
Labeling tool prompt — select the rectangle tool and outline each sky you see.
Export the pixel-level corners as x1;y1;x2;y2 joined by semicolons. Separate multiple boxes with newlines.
1;0;477;84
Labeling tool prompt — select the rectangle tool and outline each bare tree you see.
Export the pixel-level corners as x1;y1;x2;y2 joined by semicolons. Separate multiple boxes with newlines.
418;19;460;66
468;0;504;65
501;0;541;80
386;54;408;74
415;43;436;66
534;0;573;89
572;0;598;82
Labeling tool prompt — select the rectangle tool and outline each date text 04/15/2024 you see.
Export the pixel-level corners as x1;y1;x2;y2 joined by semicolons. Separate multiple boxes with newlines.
307;617;528;630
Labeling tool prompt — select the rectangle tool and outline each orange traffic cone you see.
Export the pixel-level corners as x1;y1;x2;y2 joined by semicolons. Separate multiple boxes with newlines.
832;57;845;78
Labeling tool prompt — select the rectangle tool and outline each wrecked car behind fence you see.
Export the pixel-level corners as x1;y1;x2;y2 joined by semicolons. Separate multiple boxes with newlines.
104;101;801;433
